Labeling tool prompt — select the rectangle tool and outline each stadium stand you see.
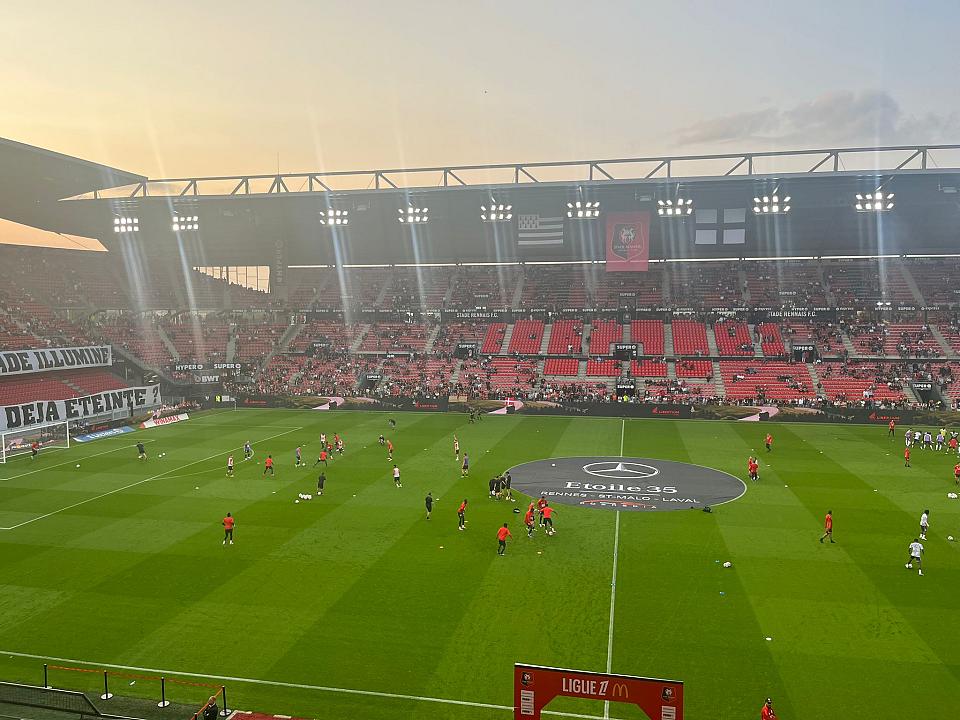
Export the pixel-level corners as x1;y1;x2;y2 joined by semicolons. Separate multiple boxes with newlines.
547;319;583;355
720;361;815;402
543;358;580;376
588;319;623;355
508;320;544;354
713;319;754;356
671;320;709;356
3;237;960;411
630;359;668;378
586;359;622;377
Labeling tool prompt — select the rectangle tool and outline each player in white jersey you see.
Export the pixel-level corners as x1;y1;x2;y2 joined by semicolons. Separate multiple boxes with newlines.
936;433;945;452
320;433;327;447
906;538;924;575
243;441;253;460
922;431;933;449
392;464;402;488
905;430;913;448
919;509;929;540
453;435;460;459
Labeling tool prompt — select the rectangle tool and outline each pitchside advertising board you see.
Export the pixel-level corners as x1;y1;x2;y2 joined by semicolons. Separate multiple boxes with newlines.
0;385;161;432
514;664;683;720
509;456;746;512
0;345;112;377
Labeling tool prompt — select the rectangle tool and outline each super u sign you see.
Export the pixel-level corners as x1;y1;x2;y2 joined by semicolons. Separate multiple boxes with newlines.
514;664;683;720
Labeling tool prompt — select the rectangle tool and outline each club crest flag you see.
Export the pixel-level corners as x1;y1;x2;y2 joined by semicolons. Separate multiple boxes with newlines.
605;212;650;272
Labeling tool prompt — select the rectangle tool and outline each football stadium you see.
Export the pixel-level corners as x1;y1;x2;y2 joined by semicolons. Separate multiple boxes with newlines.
3;6;960;720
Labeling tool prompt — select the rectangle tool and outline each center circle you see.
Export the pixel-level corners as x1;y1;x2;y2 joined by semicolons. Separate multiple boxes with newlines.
509;456;746;512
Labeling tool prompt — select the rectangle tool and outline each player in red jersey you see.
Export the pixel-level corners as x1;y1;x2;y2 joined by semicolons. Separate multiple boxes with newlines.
536;495;548;526
747;456;759;482
760;697;776;720
222;513;235;545
888;419;896;439
542;505;556;535
524;504;536;537
904;446;911;468
263;455;275;476
819;510;835;544
457;499;468;530
496;523;512;555
954;462;960;485
30;441;40;459
386;439;394;460
764;433;773;452
314;449;328;467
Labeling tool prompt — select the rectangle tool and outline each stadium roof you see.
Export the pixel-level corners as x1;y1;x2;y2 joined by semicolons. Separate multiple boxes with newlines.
4;139;960;266
0;137;145;233
68;144;960;198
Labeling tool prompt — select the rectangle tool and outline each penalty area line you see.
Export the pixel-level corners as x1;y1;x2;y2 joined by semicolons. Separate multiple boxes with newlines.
0;440;158;482
0;428;301;532
0;650;626;720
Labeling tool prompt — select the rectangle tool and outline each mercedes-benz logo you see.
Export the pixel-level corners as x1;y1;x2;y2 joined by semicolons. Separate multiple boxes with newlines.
582;461;660;479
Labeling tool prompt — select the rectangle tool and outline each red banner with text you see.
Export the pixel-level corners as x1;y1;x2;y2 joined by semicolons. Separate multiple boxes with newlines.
605;212;650;272
514;664;683;720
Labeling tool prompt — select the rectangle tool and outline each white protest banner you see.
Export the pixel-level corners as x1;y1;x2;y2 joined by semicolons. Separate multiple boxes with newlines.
0;346;113;377
0;384;161;432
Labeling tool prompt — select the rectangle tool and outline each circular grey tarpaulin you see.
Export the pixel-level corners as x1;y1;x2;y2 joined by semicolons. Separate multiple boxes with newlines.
508;456;746;512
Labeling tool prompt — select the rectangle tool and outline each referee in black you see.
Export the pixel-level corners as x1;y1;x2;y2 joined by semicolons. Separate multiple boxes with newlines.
425;492;433;520
317;472;326;496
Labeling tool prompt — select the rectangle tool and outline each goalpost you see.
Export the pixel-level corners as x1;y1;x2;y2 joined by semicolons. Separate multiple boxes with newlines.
0;421;70;463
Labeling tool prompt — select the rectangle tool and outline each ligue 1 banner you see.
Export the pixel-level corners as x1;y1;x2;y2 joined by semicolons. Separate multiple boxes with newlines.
0;345;112;378
0;384;161;432
605;212;650;272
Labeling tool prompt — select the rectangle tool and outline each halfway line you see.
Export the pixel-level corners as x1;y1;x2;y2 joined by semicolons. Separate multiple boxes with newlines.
603;510;621;719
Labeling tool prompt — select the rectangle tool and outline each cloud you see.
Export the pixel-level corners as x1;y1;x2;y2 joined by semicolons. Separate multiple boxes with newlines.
675;90;960;147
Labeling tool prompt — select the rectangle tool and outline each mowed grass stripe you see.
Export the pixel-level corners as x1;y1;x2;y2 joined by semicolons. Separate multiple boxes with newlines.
612;420;796;720
258;414;526;700
419;416;620;717
724;422;958;718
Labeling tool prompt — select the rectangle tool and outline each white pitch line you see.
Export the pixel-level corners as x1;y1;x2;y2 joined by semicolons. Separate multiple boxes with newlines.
0;440;157;482
0;427;301;531
603;509;621;720
603;419;625;719
0;650;626;720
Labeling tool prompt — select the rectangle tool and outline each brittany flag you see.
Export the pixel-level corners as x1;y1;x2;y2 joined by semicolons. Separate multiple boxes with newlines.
518;213;564;246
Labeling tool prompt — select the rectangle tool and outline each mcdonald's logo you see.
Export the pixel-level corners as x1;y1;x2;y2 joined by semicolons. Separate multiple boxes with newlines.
611;683;629;699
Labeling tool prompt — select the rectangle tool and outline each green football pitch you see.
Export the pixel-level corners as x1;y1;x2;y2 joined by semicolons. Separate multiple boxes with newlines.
0;409;958;720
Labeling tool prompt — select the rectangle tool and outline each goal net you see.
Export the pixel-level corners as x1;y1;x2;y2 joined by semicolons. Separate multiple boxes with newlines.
0;421;70;463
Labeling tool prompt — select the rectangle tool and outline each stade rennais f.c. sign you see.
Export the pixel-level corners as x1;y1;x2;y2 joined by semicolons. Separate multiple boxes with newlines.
508;456;746;512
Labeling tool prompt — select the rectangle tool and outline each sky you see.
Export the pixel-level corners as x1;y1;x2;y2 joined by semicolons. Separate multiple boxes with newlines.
1;0;959;249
